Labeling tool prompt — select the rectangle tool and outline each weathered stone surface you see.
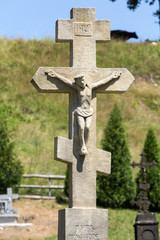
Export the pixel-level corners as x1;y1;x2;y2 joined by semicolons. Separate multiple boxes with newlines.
58;208;108;240
0;214;19;223
32;67;134;93
0;188;19;223
31;7;135;240
134;212;159;240
0;188;18;213
56;8;110;68
55;136;111;208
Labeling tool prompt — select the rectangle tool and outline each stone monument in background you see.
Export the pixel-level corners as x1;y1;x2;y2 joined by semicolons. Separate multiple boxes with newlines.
131;152;159;240
31;8;135;240
0;188;19;223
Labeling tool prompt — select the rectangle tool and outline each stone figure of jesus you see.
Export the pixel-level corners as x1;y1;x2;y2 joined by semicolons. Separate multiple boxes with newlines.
46;70;121;155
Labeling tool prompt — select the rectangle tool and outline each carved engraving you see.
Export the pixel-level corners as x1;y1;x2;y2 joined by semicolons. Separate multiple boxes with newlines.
74;22;93;36
142;230;155;240
69;225;100;240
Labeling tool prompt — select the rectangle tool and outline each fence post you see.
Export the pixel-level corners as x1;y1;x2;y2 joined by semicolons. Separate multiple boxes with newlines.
48;172;51;197
16;174;65;199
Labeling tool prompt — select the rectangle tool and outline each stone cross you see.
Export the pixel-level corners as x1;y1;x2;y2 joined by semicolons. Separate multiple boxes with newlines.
131;152;157;212
131;153;159;240
131;152;157;184
31;8;134;208
0;188;18;212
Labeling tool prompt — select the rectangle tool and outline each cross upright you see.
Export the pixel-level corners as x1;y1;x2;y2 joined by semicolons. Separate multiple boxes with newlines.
31;8;135;208
56;8;110;68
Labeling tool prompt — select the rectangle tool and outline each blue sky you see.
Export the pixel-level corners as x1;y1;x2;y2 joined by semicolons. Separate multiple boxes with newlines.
0;0;159;42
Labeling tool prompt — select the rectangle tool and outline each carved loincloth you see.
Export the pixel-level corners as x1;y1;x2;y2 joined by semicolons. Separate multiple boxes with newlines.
75;107;93;117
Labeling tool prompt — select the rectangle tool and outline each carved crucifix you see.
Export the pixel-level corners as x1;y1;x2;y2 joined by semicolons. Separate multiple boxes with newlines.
31;8;135;208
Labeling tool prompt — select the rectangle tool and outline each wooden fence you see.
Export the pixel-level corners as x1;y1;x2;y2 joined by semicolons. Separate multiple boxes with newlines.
16;174;66;200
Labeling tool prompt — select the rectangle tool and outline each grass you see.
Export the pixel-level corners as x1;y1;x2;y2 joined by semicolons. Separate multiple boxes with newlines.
0;38;160;184
10;198;160;240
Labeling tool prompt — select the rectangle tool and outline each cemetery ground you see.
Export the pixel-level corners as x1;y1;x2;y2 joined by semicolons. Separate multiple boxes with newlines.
1;198;160;240
1;38;160;239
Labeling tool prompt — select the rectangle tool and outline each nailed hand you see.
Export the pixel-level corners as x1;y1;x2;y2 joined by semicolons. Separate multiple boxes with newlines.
45;70;57;78
112;71;122;79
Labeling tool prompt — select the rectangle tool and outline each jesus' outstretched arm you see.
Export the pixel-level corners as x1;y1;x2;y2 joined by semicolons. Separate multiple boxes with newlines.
91;71;122;89
45;70;76;89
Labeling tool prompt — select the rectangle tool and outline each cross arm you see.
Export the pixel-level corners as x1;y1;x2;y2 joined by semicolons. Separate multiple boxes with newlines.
54;136;74;164
0;194;18;200
11;194;19;200
45;70;77;90
56;19;73;42
0;195;11;199
91;71;122;89
31;67;77;93
92;68;135;93
131;161;140;168
95;20;110;42
95;148;111;176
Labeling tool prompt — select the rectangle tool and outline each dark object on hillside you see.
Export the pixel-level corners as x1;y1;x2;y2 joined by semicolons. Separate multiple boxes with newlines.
131;152;159;240
111;30;138;41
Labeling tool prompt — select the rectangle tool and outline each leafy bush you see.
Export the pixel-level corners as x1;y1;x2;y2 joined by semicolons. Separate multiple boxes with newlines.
0;105;23;193
136;128;160;211
97;104;136;208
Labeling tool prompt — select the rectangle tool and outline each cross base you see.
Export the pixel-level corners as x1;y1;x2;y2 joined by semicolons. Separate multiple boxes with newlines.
134;212;159;240
0;214;19;224
58;208;108;240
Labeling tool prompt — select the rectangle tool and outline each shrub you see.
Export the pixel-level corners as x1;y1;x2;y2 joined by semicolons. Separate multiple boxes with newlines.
0;105;23;193
97;104;136;208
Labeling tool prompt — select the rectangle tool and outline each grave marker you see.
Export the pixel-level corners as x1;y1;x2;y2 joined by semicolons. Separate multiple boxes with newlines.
0;188;19;223
31;8;135;240
131;152;159;240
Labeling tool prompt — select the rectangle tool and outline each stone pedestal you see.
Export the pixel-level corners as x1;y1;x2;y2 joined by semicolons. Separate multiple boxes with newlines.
0;214;19;223
58;208;108;240
134;212;159;240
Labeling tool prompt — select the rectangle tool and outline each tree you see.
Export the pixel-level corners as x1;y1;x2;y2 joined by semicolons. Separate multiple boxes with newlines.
110;0;160;38
0;107;23;193
136;128;160;211
97;104;136;208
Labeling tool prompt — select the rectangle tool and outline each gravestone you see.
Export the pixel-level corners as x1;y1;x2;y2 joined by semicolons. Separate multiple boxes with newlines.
131;152;159;240
0;188;19;223
31;8;135;240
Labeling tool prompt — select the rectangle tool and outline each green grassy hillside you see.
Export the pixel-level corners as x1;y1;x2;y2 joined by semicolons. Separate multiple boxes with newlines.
1;38;160;184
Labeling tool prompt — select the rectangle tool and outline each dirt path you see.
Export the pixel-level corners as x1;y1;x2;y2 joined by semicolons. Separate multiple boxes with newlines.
0;199;64;240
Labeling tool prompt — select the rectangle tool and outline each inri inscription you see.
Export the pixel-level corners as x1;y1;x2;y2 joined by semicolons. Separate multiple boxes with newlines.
74;23;93;36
